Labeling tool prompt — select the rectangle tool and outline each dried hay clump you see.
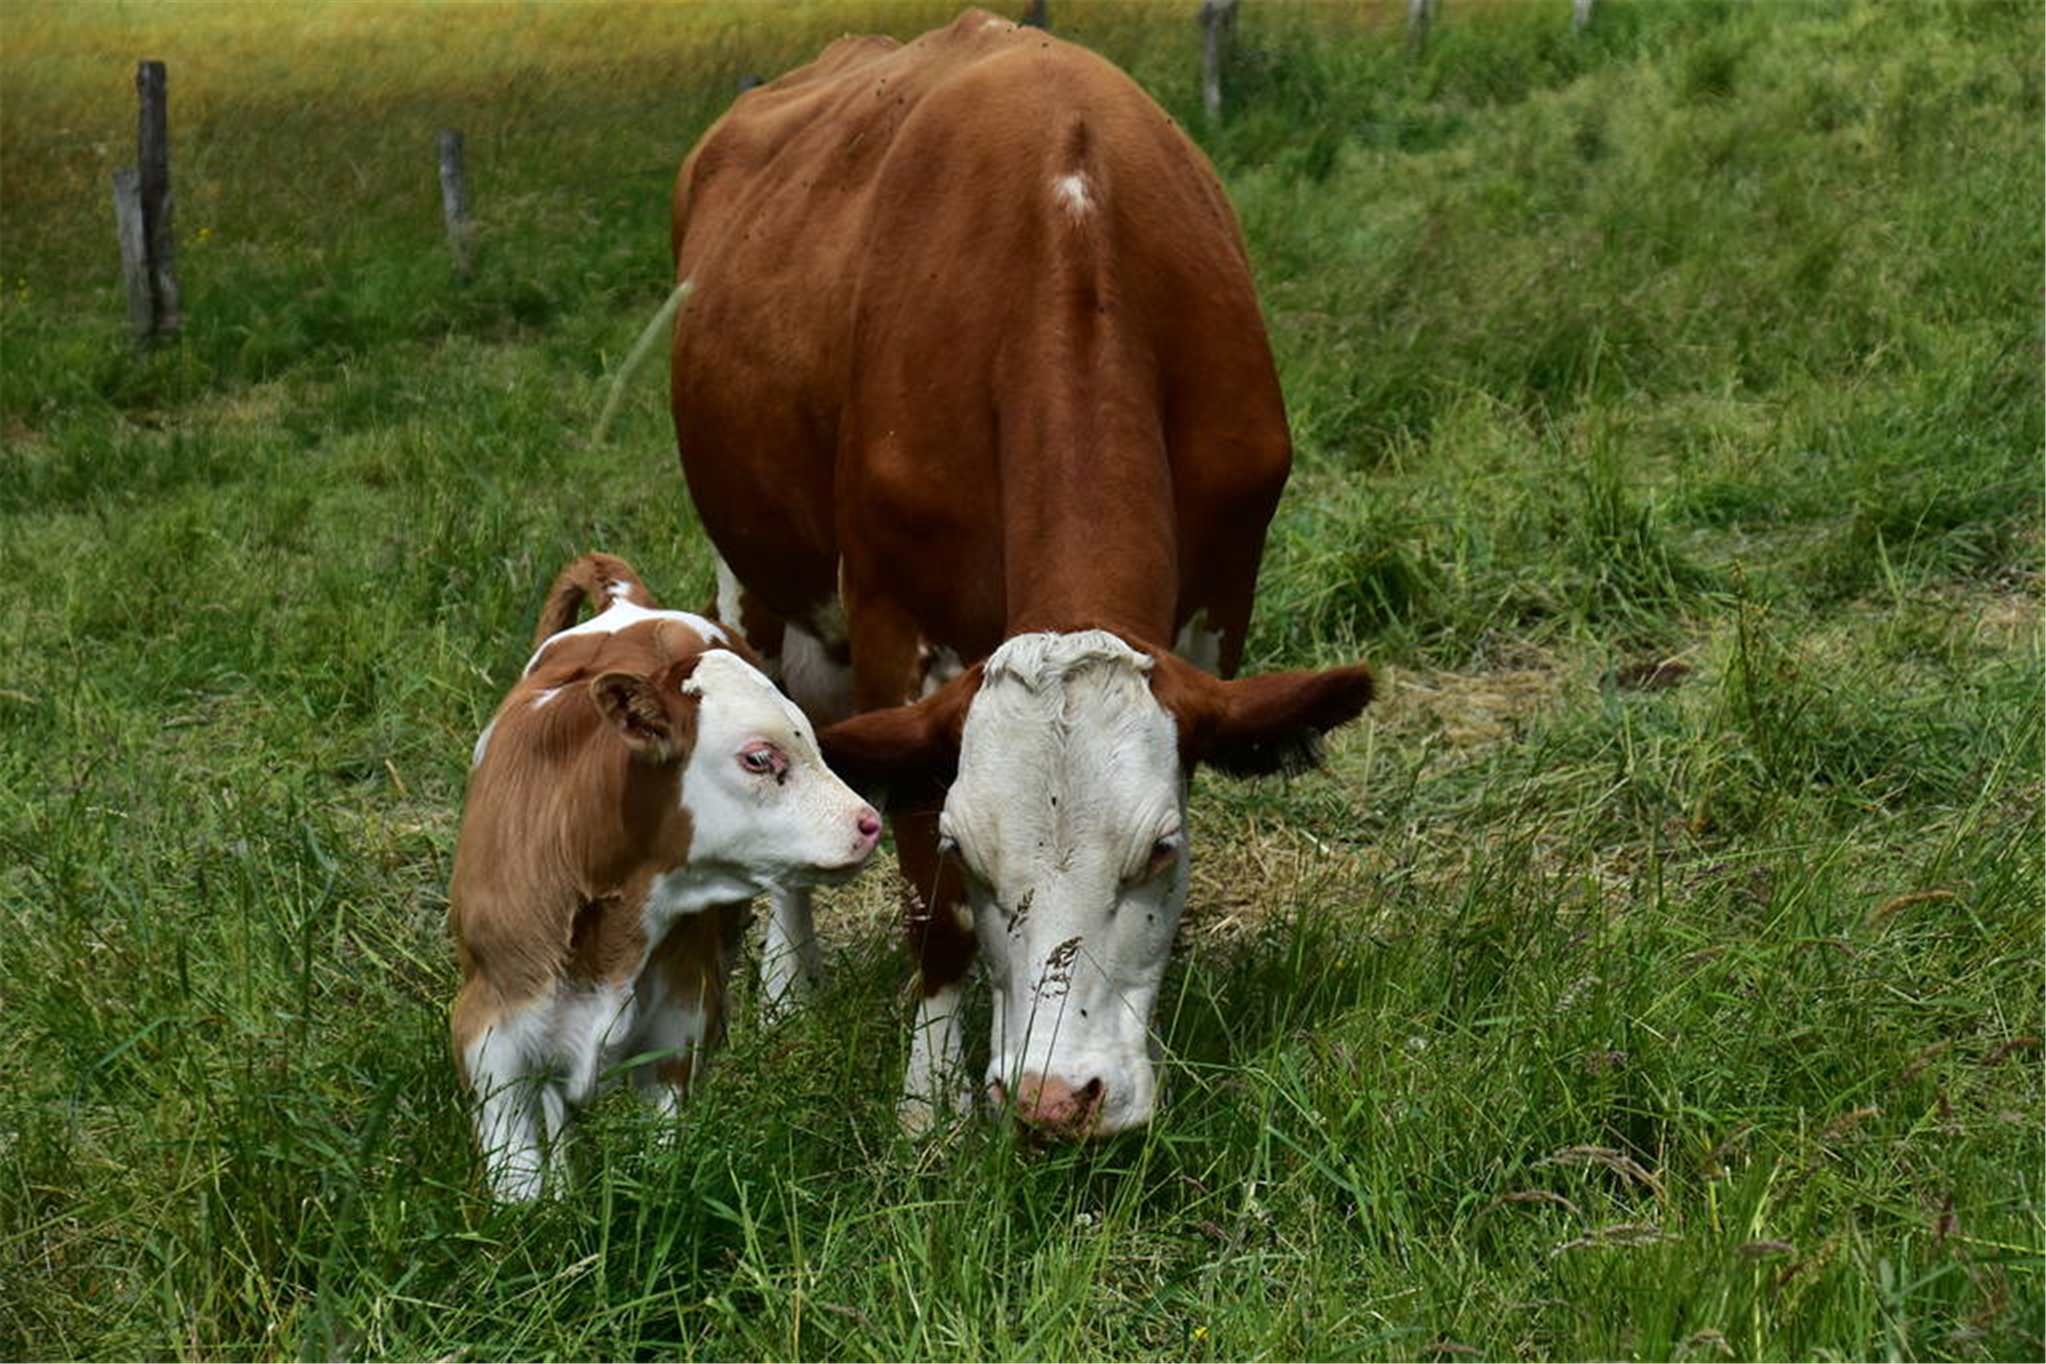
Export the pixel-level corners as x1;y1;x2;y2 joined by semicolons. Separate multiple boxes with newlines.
1389;654;1571;749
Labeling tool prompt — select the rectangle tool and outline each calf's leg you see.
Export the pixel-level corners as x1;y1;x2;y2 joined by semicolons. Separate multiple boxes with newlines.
633;904;745;1119
454;985;555;1201
760;887;825;1020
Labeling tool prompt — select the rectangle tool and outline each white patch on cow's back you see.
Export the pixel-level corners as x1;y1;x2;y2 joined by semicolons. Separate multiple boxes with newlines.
1052;172;1093;220
529;687;561;710
523;599;728;675
607;579;637;601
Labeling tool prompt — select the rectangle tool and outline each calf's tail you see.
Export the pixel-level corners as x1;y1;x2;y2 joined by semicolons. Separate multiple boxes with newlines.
533;553;659;647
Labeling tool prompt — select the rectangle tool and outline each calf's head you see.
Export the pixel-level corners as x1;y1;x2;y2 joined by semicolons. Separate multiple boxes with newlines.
541;608;881;889
644;646;882;885
820;629;1372;1136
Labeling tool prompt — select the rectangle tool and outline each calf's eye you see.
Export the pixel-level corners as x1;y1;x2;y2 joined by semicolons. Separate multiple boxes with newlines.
738;743;786;778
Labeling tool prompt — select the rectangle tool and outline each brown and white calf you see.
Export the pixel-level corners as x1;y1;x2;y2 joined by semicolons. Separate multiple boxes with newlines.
449;553;880;1198
668;12;1373;1138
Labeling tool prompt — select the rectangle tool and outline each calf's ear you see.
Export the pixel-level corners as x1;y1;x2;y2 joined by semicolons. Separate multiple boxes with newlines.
1150;651;1374;777
817;664;983;798
591;670;692;764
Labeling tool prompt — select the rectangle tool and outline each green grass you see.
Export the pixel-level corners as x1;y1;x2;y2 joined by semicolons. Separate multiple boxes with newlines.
2;1;2040;1358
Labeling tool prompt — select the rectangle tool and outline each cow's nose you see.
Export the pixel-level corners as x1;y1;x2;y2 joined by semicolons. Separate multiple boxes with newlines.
855;808;882;848
1009;1071;1106;1136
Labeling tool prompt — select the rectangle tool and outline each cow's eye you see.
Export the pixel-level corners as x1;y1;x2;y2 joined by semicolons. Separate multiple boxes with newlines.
738;743;785;778
1146;834;1182;875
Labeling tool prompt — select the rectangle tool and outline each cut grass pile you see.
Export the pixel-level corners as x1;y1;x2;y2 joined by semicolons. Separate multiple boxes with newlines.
2;0;2040;1358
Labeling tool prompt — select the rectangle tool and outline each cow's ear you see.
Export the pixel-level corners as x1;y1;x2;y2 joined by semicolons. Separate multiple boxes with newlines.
591;670;693;764
1150;651;1374;777
817;664;983;796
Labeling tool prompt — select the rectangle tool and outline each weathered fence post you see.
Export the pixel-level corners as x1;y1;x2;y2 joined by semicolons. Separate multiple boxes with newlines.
1407;0;1435;59
438;129;475;278
123;59;181;345
1199;0;1238;122
110;168;154;346
1020;0;1048;30
1573;0;1597;33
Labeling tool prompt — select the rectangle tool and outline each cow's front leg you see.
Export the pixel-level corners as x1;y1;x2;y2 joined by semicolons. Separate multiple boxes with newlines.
892;805;977;1135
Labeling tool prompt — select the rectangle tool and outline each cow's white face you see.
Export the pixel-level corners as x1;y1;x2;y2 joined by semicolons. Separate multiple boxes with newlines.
817;626;1376;1139
939;632;1185;1135
680;649;881;886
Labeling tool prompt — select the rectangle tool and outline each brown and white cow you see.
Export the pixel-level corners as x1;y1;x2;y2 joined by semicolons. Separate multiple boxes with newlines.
668;11;1373;1137
450;553;881;1198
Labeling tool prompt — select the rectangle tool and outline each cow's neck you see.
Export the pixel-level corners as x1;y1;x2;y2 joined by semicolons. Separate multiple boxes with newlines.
995;257;1178;645
996;409;1178;644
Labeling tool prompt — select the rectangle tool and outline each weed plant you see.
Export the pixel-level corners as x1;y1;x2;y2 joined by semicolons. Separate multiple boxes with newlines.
2;1;2039;1358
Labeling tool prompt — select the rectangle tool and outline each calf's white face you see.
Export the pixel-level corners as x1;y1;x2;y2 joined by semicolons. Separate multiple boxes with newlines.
939;632;1185;1135
680;649;880;885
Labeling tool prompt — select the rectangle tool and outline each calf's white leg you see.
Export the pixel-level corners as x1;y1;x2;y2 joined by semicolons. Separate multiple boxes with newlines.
760;887;824;1019
464;1007;554;1201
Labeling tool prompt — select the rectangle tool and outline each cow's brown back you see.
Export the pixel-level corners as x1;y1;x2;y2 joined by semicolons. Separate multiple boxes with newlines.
670;7;1289;689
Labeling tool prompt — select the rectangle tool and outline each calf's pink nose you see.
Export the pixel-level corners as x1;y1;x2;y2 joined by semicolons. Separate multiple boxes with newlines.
855;809;882;846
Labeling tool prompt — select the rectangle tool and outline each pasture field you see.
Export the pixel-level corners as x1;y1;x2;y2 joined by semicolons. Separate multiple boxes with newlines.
2;0;2040;1358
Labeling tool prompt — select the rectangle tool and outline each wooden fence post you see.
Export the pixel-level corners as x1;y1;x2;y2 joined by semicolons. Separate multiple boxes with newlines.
438;129;475;278
134;59;181;344
1199;0;1238;122
111;168;154;347
1407;0;1435;59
